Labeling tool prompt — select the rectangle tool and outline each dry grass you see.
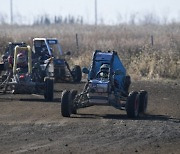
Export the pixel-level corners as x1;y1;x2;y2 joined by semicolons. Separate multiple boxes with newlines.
0;23;179;79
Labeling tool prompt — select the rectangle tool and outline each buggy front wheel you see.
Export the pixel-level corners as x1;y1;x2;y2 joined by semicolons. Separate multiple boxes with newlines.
61;90;71;117
126;91;139;118
139;90;148;114
69;90;78;114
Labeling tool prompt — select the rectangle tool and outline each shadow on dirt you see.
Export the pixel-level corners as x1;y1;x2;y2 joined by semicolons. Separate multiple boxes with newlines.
19;98;61;103
0;93;61;103
0;97;60;103
54;89;63;93
0;97;18;102
73;113;180;122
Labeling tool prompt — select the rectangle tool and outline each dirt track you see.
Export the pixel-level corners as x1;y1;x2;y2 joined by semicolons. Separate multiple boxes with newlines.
0;80;180;154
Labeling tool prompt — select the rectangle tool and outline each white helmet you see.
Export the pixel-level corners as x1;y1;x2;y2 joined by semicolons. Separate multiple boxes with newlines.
100;64;110;73
17;52;27;66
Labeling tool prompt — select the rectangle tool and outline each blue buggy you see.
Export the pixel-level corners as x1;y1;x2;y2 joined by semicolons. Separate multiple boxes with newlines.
61;50;148;118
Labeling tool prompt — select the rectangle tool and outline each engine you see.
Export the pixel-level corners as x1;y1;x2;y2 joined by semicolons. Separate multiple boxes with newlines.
88;79;110;93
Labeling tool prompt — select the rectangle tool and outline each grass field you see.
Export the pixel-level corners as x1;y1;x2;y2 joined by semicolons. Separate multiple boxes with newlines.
0;24;179;79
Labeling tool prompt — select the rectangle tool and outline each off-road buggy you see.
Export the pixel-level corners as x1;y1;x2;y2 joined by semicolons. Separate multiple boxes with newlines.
32;38;82;82
61;50;148;118
0;45;54;101
0;42;27;82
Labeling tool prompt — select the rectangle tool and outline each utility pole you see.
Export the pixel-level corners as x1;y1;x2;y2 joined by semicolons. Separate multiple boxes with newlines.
10;0;13;24
95;0;97;26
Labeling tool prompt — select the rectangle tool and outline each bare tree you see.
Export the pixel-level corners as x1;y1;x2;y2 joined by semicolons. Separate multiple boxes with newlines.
140;13;160;25
0;13;7;24
129;12;138;25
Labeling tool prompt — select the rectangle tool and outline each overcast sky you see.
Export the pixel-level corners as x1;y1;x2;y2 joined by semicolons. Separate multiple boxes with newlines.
0;0;180;24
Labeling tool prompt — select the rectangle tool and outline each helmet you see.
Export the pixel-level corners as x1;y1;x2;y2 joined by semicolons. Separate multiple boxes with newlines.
99;64;110;79
100;64;110;73
17;52;27;67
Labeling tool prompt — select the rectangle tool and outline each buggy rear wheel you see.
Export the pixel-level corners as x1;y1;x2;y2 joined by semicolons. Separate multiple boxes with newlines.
44;78;54;101
72;65;82;82
126;91;140;118
139;90;148;114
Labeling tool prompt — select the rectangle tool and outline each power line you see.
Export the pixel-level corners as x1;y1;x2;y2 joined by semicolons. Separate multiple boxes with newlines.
95;0;97;25
10;0;13;24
